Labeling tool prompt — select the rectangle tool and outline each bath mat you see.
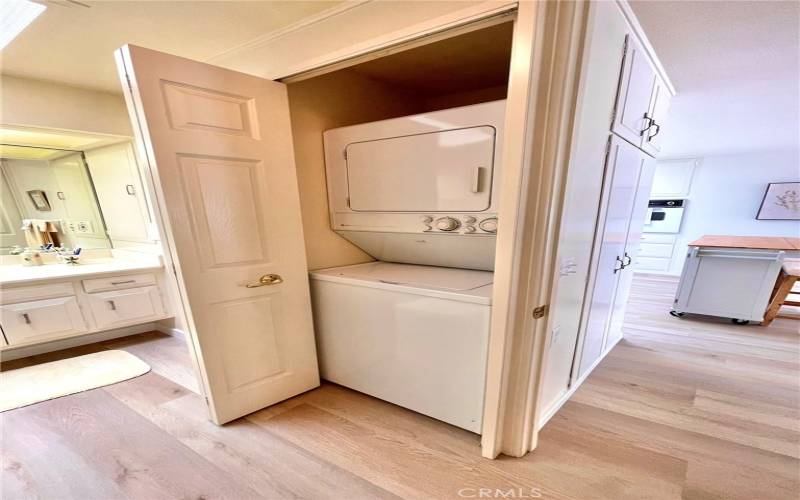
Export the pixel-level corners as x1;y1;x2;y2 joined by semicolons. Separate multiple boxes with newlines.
0;350;151;412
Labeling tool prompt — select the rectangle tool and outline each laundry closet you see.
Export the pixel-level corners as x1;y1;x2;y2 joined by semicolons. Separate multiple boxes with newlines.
115;17;517;435
282;22;513;433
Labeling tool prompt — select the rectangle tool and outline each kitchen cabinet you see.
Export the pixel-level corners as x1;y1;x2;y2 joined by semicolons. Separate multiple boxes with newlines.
651;158;696;199
612;35;656;149
641;76;671;155
578;136;654;377
635;233;678;272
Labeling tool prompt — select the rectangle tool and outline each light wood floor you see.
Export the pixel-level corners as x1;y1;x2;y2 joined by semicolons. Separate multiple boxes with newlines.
2;274;798;499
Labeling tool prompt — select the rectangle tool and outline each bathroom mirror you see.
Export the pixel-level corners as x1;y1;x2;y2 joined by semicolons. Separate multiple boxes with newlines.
0;145;112;254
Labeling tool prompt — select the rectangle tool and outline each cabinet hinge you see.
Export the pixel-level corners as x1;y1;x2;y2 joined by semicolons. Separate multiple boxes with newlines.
603;135;612;163
533;305;547;319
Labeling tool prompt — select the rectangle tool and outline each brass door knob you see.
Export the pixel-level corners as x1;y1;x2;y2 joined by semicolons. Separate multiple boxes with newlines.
245;274;284;288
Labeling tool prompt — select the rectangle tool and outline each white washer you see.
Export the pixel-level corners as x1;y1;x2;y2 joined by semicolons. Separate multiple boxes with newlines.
309;261;492;433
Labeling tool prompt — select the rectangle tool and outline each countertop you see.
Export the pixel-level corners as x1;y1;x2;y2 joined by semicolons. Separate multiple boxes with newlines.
0;258;164;286
689;235;800;251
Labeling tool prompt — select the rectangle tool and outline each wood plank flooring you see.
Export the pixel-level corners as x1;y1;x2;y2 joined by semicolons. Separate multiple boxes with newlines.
2;274;798;499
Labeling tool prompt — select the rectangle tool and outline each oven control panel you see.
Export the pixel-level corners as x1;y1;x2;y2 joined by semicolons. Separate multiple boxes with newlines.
421;215;497;234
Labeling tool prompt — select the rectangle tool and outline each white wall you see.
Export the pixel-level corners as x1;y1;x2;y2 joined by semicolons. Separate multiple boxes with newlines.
0;75;132;136
666;149;800;274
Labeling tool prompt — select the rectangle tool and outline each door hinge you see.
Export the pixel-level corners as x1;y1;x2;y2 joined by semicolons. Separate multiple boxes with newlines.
533;305;547;319
346;196;350;208
343;149;347;160
603;135;612;163
171;262;177;276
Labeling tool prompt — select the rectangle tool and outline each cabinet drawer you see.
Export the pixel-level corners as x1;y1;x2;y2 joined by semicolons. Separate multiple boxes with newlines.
0;296;87;346
0;282;76;305
640;233;676;244
82;273;156;293
639;243;675;258
87;286;164;329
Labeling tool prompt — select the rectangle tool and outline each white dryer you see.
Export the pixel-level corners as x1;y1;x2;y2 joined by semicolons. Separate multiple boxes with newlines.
310;261;492;433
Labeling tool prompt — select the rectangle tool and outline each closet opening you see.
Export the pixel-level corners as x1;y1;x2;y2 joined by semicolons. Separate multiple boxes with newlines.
283;20;515;434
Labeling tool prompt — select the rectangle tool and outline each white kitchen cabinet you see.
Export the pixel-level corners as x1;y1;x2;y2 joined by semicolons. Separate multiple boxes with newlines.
651;158;696;199
635;233;678;273
86;285;164;329
641;76;671;156
612;34;656;149
606;153;655;347
579;136;653;377
0;296;87;346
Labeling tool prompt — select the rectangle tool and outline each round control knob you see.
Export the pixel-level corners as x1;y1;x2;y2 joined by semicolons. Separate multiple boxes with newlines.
464;226;476;233
421;216;433;223
435;217;461;231
464;216;477;224
479;217;498;233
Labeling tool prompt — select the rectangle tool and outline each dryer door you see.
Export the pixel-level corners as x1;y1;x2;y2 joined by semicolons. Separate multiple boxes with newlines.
346;126;496;212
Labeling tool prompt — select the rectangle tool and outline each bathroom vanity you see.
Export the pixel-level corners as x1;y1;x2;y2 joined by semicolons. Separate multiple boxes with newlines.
0;252;173;355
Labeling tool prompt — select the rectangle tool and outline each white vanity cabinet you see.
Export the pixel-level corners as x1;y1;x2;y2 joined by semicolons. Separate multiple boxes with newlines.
0;269;171;351
86;286;164;330
0;296;87;346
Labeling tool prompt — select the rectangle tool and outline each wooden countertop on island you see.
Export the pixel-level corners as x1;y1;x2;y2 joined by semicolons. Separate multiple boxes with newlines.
689;235;800;251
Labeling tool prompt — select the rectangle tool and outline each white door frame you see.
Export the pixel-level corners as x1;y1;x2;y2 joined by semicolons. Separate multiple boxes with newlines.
118;0;590;459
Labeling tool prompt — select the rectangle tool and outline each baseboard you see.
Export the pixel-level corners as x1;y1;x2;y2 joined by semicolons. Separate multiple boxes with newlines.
0;323;159;362
155;323;186;340
536;333;624;430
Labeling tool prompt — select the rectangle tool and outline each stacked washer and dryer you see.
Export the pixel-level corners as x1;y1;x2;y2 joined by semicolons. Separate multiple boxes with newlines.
310;100;505;433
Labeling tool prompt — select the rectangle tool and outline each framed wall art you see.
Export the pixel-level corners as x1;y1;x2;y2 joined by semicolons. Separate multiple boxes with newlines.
756;182;800;220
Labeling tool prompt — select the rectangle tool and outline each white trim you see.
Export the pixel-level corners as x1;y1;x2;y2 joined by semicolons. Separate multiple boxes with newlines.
204;1;373;65
154;323;185;339
0;322;158;361
536;333;623;430
277;2;518;82
615;0;676;95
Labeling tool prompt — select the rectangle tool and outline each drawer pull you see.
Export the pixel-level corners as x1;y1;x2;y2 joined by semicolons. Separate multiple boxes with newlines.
108;300;117;311
21;313;31;325
110;280;136;285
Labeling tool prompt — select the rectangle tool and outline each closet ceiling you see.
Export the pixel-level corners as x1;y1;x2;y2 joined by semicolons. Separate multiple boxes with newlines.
349;21;513;97
0;1;341;93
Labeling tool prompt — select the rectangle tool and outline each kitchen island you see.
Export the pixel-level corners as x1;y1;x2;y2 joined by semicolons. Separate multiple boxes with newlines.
671;235;799;324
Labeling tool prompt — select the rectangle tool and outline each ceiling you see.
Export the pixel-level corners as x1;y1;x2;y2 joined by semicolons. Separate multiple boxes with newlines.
349;21;513;98
0;0;341;93
630;0;800;156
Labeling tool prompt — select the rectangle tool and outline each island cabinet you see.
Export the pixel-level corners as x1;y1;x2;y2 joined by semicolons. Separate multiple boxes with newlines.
671;236;800;324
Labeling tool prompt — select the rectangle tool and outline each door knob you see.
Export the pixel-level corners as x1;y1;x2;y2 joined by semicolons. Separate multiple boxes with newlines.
246;274;284;288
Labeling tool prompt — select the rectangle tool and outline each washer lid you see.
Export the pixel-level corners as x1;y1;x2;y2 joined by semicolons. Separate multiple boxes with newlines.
310;261;493;303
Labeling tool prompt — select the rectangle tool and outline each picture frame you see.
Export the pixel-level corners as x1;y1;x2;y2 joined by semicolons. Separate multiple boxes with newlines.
27;190;51;212
756;182;800;220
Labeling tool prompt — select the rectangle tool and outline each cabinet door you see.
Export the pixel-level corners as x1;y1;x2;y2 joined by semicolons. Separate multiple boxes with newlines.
641;77;671;156
651;159;695;199
84;143;152;243
578;137;644;378
0;296;87;346
86;286;164;330
606;155;656;348
612;35;656;148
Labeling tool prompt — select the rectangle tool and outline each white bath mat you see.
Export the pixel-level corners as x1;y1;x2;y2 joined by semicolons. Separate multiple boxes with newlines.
0;350;151;412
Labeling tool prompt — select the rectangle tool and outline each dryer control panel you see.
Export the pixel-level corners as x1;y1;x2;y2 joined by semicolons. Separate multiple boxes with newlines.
422;215;497;234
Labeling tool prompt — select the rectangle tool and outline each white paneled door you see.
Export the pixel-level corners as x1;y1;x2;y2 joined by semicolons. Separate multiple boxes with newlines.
116;45;319;424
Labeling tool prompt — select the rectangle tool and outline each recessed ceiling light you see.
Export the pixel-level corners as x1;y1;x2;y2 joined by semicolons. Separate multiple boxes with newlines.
0;0;46;51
